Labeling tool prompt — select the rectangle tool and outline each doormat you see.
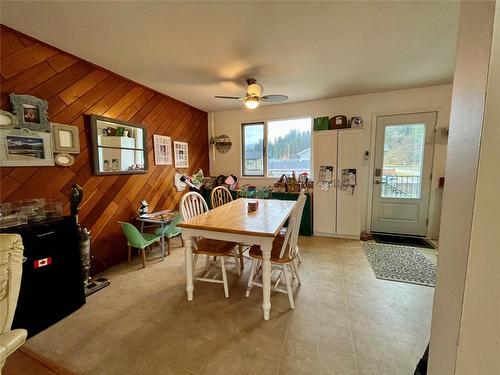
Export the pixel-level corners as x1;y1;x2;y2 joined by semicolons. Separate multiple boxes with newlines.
371;233;435;249
362;242;436;287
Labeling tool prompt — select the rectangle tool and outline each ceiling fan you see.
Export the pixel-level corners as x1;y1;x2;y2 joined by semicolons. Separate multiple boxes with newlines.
215;78;288;109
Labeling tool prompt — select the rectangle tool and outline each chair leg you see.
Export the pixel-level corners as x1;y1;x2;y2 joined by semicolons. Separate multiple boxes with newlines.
193;254;199;278
296;245;302;264
167;237;172;256
141;248;147;268
283;264;295;309
181;237;184;247
291;259;302;285
246;259;257;297
220;256;229;298
238;243;244;271
128;245;131;262
232;250;240;275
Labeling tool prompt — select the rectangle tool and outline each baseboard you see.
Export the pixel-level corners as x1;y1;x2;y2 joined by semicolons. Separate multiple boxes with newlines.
313;232;360;240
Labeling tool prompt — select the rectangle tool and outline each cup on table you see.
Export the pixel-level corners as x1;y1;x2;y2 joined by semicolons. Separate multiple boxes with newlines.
247;200;259;212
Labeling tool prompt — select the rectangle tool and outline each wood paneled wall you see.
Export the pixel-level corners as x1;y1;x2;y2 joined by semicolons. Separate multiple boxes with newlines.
0;25;209;273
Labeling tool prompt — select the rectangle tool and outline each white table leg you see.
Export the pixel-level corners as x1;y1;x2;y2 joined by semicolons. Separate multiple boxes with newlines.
184;236;194;301
261;240;272;320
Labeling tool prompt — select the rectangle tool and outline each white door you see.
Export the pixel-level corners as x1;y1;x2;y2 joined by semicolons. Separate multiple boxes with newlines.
371;112;436;236
337;130;362;237
313;130;337;235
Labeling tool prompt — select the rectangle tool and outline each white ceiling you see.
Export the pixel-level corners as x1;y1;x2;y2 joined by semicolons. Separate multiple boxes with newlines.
1;1;459;112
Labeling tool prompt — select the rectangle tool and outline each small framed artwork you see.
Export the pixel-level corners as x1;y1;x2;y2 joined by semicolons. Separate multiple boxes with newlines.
52;123;80;154
9;94;50;132
54;153;75;167
153;134;172;165
174;141;189;168
0;128;54;167
0;110;19;130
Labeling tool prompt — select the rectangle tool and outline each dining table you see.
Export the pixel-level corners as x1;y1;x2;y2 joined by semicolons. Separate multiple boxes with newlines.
177;198;296;320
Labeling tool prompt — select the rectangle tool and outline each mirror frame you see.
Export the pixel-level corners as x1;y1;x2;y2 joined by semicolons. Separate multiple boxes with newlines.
89;114;149;176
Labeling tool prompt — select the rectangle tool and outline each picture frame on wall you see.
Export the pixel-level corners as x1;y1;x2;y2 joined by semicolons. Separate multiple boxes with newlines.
9;94;50;132
174;141;189;168
153;134;172;165
52;123;80;154
0;128;54;167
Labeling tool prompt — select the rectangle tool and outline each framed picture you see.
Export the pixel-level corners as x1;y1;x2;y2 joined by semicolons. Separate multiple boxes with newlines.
52;123;80;154
0;110;19;130
9;94;50;132
54;153;75;167
0;128;54;167
153;134;172;165
174;141;189;168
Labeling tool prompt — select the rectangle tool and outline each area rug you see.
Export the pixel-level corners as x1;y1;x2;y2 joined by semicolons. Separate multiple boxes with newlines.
362;242;436;287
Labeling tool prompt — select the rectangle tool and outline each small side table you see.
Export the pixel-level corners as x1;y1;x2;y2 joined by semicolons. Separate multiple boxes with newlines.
136;210;175;260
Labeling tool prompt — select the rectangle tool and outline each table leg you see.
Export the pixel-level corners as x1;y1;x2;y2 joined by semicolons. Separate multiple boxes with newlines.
184;236;194;301
140;222;144;233
261;240;272;320
160;223;165;261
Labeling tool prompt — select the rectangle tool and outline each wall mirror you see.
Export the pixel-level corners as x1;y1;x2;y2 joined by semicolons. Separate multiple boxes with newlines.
89;115;148;175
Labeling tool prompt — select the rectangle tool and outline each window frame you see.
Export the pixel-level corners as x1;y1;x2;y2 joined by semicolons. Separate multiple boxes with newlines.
240;117;312;178
241;122;266;177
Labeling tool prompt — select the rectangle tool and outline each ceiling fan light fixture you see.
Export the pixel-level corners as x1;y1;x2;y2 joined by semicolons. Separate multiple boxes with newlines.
244;96;260;109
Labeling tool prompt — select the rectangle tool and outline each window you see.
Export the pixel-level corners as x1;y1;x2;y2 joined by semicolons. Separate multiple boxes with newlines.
381;123;425;198
241;118;312;177
241;123;264;176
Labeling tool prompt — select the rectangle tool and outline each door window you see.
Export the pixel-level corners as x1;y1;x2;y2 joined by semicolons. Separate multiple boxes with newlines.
381;123;425;199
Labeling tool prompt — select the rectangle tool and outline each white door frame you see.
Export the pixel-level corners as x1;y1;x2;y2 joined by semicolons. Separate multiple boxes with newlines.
366;106;443;237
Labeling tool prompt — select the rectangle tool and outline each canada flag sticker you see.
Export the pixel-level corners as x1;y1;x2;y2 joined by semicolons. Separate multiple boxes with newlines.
34;257;52;268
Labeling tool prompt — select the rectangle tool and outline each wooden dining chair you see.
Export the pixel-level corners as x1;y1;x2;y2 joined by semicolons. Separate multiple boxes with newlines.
180;191;239;298
210;185;245;270
245;194;306;309
210;185;233;208
279;188;306;264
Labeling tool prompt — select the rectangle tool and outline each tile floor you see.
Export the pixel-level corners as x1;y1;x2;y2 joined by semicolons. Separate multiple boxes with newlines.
24;236;436;375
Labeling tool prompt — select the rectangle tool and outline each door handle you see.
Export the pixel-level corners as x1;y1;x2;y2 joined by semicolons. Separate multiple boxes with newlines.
374;180;385;185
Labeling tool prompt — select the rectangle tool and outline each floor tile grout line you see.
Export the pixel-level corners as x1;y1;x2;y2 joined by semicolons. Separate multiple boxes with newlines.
340;251;360;375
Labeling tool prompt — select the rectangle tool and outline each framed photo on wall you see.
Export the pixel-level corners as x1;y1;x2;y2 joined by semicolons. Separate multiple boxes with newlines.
52;123;80;154
9;94;50;132
174;141;189;168
0;128;54;167
153;134;172;165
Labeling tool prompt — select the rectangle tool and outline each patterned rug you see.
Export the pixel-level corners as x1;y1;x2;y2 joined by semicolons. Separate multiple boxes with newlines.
362;242;436;287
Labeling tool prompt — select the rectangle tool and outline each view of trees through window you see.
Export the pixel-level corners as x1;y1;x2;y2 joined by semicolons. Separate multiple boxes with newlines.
241;118;311;177
382;123;425;198
242;123;264;176
267;118;311;177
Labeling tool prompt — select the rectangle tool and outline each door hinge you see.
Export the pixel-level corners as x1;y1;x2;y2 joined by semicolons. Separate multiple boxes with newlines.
430;172;433;181
426;219;429;226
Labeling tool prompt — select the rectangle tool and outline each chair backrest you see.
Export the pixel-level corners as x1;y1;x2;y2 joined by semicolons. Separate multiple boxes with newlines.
118;222;147;248
180;191;209;220
210;186;233;208
0;234;24;334
279;194;307;260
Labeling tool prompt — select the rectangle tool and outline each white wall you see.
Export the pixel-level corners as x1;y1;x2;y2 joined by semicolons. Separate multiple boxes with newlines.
210;84;452;237
455;3;500;370
428;1;498;374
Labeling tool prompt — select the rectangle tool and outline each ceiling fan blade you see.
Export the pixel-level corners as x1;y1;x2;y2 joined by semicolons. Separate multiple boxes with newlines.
214;95;243;100
260;94;288;103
